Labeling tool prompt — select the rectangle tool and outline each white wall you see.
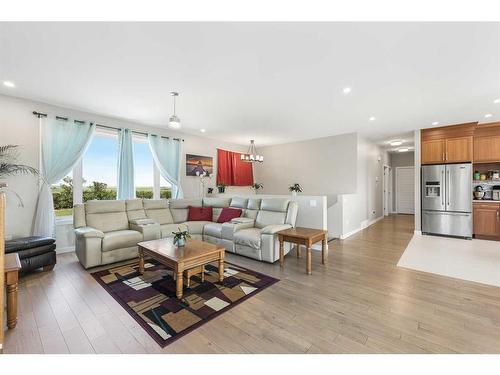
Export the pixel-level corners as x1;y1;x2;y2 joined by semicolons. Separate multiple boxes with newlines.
253;132;386;238
0;94;247;238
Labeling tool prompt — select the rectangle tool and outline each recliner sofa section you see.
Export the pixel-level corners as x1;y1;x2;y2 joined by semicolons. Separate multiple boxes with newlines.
74;196;298;269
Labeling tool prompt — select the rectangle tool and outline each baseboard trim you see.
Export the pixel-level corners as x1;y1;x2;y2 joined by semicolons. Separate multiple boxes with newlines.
340;215;384;240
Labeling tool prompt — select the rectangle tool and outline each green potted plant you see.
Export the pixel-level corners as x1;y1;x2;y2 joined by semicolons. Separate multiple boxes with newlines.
216;182;227;194
172;227;191;247
0;144;39;206
251;182;263;192
288;183;302;199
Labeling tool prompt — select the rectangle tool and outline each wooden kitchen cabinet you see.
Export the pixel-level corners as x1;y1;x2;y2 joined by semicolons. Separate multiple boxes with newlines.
474;123;500;163
445;136;473;162
421;139;445;164
473;203;500;239
421;123;476;165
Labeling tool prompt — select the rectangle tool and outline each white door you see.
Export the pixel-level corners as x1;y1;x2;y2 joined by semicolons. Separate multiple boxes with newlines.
396;167;415;214
383;166;392;216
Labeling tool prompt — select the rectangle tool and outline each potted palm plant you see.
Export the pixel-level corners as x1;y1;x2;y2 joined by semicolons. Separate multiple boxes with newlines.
0;145;39;206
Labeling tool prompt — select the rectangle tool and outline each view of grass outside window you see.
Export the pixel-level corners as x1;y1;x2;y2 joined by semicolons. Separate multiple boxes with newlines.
51;172;74;217
52;130;172;217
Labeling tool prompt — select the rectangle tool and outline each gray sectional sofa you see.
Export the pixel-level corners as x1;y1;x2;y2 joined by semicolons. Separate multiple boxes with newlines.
73;197;298;268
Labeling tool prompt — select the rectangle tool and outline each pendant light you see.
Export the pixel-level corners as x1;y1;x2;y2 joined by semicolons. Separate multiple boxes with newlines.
241;140;264;163
169;92;181;129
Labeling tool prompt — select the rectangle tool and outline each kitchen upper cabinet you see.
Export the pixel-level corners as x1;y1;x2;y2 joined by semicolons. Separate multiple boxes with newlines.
474;123;500;163
473;203;500;238
421;123;477;165
445;136;473;162
421;139;445;164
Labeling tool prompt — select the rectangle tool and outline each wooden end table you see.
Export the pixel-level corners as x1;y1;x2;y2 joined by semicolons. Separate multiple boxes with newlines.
4;253;21;329
137;238;225;299
277;227;328;275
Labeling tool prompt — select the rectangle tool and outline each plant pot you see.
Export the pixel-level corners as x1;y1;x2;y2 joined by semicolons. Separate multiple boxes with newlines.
217;186;226;193
174;237;186;247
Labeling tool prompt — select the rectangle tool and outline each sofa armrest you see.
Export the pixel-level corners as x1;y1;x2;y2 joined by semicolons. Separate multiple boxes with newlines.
130;222;161;241
75;227;105;238
230;217;255;224
221;220;255;240
260;224;292;235
129;218;156;225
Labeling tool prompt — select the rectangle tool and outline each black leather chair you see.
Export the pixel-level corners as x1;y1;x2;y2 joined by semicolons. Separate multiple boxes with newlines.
5;236;57;273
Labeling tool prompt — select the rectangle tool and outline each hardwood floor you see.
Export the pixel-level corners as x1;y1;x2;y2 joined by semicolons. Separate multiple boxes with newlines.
5;214;500;353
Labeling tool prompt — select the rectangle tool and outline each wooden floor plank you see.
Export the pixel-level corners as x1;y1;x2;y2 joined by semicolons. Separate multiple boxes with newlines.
7;214;500;353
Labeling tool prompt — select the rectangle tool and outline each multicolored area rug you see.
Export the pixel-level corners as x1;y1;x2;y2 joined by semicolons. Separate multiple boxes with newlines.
91;259;279;347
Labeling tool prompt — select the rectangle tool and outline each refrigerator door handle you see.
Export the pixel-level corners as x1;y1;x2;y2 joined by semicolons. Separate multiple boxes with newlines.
447;169;451;207
441;170;445;206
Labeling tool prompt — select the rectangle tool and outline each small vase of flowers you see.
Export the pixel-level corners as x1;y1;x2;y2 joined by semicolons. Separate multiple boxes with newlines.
288;183;302;199
216;182;227;194
251;182;263;193
172;227;191;247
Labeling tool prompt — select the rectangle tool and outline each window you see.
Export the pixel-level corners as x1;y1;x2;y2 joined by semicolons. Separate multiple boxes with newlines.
82;129;118;201
133;135;154;199
51;171;74;217
160;175;172;199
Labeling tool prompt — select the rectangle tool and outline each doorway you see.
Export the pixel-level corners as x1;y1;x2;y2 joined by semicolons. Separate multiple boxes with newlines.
383;165;392;216
396;166;415;214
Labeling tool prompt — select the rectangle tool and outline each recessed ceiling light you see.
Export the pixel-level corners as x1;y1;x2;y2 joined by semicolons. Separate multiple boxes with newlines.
390;140;403;146
342;87;351;94
485;113;493;118
369;116;376;121
432;121;439;126
200;129;206;133
3;81;15;88
398;148;409;152
493;98;500;104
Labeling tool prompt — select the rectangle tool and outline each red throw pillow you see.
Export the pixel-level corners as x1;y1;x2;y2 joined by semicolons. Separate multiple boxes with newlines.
188;206;213;221
217;207;242;223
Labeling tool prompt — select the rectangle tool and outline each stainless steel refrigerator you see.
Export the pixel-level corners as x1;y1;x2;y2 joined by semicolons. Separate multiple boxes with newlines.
421;163;472;238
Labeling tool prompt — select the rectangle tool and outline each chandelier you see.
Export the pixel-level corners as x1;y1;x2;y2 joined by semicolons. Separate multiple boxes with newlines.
168;92;181;129
241;140;264;163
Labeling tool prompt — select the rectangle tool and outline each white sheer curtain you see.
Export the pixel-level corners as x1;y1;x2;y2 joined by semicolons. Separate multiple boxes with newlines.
148;135;183;198
32;117;95;237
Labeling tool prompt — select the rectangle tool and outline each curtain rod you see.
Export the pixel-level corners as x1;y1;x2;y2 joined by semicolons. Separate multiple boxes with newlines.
32;111;184;142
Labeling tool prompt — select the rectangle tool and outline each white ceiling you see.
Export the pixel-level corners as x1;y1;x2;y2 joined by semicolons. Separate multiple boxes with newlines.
1;22;499;146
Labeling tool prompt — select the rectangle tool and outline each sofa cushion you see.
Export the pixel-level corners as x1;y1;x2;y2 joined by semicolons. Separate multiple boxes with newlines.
86;211;129;233
143;199;168;210
203;222;223;238
145;207;174;225
255;210;286;229
203;197;231;208
260;198;290;212
217;207;242;223
188;206;213;221
247;198;261;210
126;199;147;221
101;230;143;252
230;197;248;209
182;221;212;235
169;199;203;223
234;228;261;250
85;200;125;214
160;223;188;238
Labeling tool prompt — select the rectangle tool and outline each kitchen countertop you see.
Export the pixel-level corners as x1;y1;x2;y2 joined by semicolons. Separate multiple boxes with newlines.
473;200;500;203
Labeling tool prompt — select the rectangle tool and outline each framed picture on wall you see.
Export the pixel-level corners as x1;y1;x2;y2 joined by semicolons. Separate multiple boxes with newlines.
186;154;213;176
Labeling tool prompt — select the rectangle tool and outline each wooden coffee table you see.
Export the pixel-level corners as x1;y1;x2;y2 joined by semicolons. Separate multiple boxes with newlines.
277;227;328;275
137;238;225;299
